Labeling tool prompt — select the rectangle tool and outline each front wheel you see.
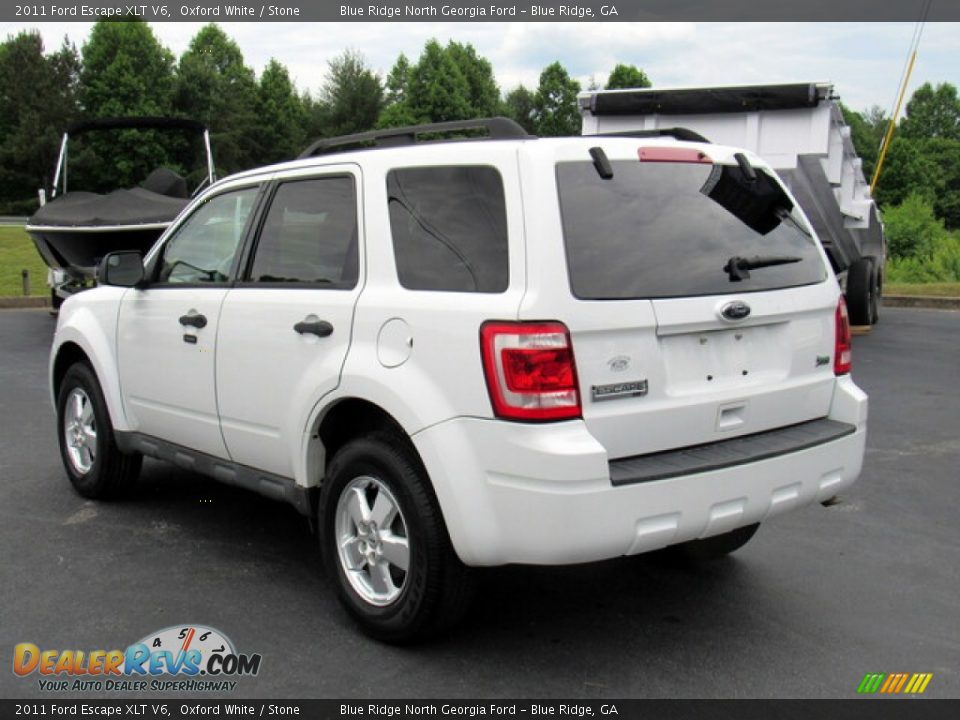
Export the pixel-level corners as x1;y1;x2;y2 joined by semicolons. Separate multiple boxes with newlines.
56;363;141;499
318;433;473;643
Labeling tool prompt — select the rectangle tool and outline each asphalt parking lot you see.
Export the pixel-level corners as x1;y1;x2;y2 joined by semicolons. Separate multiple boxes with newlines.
1;306;957;699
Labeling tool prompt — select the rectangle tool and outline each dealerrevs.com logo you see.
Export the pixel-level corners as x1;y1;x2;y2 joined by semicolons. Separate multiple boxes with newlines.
13;624;262;692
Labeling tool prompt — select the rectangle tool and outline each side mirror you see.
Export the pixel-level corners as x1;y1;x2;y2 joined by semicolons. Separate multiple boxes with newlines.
98;251;145;288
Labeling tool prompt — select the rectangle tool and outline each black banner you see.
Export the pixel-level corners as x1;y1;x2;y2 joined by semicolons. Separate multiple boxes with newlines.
2;0;960;22
2;700;959;720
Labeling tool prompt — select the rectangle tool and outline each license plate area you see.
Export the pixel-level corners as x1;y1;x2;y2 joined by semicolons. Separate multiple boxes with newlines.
659;324;790;395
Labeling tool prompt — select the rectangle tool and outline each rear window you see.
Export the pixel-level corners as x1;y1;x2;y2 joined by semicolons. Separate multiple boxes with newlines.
387;166;508;293
557;160;827;300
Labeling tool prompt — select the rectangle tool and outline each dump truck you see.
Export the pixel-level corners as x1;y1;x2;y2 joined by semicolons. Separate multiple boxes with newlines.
579;82;885;325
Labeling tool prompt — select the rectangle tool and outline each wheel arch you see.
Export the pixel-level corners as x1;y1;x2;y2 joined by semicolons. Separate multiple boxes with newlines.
305;397;423;495
51;319;131;433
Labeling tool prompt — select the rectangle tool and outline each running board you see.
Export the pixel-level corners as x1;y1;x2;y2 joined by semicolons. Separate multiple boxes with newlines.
115;431;314;516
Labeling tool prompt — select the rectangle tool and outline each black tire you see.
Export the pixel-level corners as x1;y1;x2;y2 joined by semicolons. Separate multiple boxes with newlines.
56;362;142;499
845;257;876;326
865;255;881;325
669;523;760;563
50;288;63;311
318;432;474;643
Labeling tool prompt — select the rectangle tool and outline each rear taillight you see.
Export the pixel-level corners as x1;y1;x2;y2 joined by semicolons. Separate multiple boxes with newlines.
835;296;852;375
480;321;581;422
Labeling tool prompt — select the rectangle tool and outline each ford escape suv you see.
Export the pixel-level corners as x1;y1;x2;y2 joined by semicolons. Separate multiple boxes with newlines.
50;118;867;641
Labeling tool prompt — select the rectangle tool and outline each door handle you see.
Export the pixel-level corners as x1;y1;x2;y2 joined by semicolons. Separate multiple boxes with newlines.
294;319;333;337
179;313;208;329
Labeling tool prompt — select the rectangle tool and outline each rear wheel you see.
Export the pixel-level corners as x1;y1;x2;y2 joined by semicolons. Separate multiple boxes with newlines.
57;363;141;499
319;433;474;643
669;523;760;563
845;258;876;326
865;255;881;325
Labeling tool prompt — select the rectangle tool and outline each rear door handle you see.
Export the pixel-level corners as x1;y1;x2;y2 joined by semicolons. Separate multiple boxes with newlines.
179;313;207;329
294;319;333;337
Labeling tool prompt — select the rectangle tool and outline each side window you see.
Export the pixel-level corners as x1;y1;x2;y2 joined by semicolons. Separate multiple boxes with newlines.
157;187;258;284
248;176;358;288
387;166;508;293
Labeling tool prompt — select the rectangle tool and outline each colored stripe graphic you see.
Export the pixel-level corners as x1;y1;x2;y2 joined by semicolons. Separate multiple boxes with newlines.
858;672;933;694
857;673;886;693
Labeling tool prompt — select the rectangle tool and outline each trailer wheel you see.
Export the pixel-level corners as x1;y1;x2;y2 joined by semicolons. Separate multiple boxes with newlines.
845;258;876;326
50;288;63;311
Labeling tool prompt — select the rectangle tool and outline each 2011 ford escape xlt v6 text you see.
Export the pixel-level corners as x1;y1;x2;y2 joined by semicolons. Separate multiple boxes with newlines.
50;118;867;642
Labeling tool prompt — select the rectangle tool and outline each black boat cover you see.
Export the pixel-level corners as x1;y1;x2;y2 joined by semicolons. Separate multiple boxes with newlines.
30;187;188;228
586;83;822;116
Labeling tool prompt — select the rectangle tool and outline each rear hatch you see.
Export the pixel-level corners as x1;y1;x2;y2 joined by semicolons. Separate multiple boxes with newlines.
523;140;839;460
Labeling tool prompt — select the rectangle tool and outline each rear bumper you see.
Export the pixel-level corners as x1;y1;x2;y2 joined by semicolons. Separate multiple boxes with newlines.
413;376;867;566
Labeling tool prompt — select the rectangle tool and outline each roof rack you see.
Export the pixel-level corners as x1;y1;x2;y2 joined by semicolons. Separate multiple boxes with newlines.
586;127;712;144
297;117;532;159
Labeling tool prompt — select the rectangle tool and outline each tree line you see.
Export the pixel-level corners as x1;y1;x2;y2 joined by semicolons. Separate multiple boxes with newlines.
1;20;958;281
0;20;647;213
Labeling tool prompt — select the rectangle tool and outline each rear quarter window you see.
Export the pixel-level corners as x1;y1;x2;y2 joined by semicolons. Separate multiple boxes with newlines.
387;165;508;293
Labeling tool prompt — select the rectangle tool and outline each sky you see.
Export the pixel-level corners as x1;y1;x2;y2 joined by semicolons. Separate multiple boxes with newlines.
2;21;959;114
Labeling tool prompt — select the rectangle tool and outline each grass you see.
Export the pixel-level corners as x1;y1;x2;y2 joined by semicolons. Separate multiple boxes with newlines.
885;282;960;297
0;226;48;297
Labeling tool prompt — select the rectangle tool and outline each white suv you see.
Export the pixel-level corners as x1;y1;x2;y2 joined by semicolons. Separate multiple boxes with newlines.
50;118;867;641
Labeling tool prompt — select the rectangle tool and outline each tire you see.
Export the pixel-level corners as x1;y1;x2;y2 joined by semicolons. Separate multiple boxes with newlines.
865;255;881;325
50;289;63;311
56;363;142;499
669;523;760;563
845;258;876;326
318;432;474;643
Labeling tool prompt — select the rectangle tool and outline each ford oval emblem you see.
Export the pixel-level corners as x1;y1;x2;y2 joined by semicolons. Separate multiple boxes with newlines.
721;301;751;321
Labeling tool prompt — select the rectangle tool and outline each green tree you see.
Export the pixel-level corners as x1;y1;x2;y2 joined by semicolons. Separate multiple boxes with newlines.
872;136;936;207
257;59;306;164
873;135;960;230
0;32;80;211
378;40;500;128
80;19;174;118
840;103;886;181
900;82;960;141
445;41;500;117
533;62;581;137
174;24;259;175
321;50;384;137
605;63;651;90
385;53;410;105
403;40;471;124
503;85;536;134
77;20;177;190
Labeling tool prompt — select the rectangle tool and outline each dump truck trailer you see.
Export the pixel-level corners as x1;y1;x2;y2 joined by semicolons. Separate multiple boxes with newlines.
579;82;885;325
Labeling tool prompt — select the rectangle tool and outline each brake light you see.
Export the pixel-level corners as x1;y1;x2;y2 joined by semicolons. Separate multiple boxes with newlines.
480;321;581;421
835;296;852;375
638;147;712;164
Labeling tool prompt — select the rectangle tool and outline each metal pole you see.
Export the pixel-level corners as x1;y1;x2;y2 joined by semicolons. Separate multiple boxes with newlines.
21;269;30;297
870;49;918;194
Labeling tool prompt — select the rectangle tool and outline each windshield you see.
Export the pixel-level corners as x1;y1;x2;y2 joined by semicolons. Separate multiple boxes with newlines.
556;159;827;300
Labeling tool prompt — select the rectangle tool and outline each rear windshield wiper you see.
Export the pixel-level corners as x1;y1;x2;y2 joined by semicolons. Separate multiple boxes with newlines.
724;255;802;281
